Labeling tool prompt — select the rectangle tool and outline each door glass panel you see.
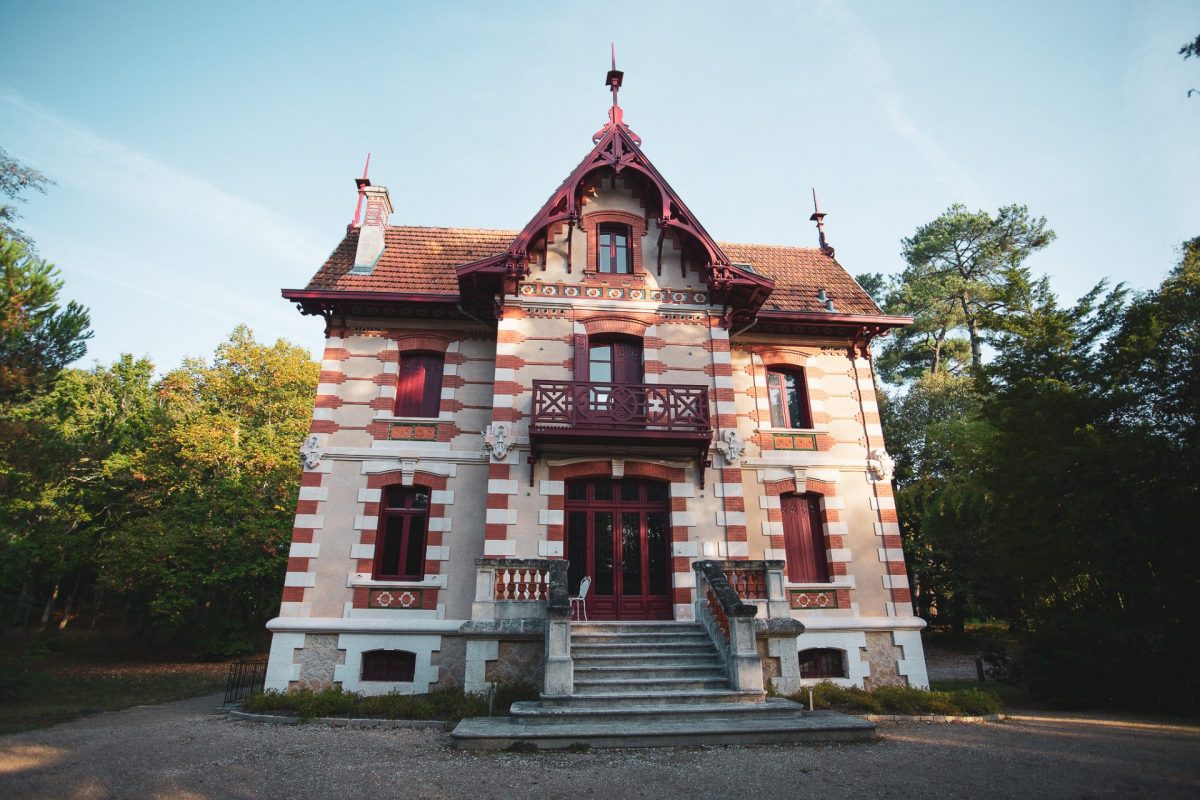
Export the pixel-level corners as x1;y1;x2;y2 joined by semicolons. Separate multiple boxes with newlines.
566;481;586;502
403;515;426;578
593;512;614;595
380;515;405;576
620;512;642;597
589;345;613;383
646;511;669;594
645;482;668;502
620;480;639;502
566;511;588;594
593;480;613;501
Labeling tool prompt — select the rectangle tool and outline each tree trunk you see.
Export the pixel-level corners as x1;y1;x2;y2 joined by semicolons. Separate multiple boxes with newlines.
951;593;967;641
39;583;60;628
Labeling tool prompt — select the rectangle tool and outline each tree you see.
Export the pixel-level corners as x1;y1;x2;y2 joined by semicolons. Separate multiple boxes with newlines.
893;204;1055;372
98;326;318;655
0;235;93;401
0;147;52;250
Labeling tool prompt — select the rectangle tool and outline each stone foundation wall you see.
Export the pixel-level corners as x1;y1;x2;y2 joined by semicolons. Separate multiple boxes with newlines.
861;630;907;689
484;640;545;687
431;636;467;689
291;634;343;689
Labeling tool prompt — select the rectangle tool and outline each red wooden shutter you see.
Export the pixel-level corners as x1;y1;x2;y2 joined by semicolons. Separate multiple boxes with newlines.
574;334;589;381
782;494;829;583
612;341;643;384
396;354;443;417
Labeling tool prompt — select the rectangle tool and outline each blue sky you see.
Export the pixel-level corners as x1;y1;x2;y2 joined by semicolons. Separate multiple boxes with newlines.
1;0;1196;369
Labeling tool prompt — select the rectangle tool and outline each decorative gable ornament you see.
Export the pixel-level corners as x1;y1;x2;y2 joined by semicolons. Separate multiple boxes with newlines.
483;423;512;461
716;429;746;465
299;435;323;470
867;448;895;482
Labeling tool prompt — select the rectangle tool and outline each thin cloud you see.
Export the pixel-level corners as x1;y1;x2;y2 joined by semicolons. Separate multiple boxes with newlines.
768;0;986;206
0;88;326;266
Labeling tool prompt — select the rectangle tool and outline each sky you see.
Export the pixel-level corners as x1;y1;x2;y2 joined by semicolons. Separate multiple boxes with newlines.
1;0;1196;370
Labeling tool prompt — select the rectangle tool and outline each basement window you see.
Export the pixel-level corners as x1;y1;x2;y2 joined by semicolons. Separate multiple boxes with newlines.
361;649;416;682
799;648;846;679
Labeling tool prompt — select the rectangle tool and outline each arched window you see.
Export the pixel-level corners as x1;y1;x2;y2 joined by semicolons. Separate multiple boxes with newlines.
596;223;632;274
373;485;430;580
766;368;811;428
782;492;829;583
361;649;416;682
395;352;443;418
799;648;846;679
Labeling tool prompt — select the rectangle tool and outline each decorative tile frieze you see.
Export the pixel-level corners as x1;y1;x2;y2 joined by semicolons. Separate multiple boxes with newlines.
770;432;819;450
367;588;425;609
519;282;709;305
386;422;439;441
789;589;841;609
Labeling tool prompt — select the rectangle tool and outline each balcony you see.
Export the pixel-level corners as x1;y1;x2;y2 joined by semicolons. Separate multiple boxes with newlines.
530;380;712;450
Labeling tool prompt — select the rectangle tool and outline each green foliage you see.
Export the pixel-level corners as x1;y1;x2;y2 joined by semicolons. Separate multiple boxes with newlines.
880;216;1200;712
799;681;1002;716
0;325;318;656
0;147;52;250
878;203;1054;379
242;683;540;722
0;236;92;401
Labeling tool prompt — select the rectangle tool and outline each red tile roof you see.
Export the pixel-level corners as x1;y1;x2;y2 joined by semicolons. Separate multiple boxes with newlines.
304;226;880;315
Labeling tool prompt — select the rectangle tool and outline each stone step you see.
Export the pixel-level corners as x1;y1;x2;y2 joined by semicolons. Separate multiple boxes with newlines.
539;688;766;708
508;697;810;725
573;664;727;681
572;653;721;669
570;632;713;647
572;675;733;693
570;643;718;658
570;622;704;635
451;709;876;750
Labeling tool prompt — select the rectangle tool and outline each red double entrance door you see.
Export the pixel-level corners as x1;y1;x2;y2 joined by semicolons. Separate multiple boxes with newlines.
565;478;673;620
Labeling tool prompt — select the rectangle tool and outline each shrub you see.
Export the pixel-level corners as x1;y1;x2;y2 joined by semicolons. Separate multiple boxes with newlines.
240;683;538;721
795;681;1003;716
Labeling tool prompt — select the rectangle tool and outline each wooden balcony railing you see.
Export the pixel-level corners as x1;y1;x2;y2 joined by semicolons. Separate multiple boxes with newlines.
530;380;711;435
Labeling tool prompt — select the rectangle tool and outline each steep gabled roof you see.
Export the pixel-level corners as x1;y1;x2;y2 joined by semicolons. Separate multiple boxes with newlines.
296;225;882;316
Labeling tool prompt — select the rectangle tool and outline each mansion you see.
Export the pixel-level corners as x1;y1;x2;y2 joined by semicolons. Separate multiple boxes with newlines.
263;65;928;713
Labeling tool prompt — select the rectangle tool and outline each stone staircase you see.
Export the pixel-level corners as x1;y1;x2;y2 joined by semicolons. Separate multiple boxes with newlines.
451;621;875;749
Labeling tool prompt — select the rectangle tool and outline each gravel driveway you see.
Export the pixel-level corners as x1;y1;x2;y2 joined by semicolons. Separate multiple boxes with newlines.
1;694;1197;800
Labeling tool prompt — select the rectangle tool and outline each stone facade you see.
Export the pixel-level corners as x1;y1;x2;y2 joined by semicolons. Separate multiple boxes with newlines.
263;76;929;698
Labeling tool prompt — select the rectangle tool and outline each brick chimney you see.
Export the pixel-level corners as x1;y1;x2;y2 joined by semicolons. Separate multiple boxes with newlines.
350;180;392;275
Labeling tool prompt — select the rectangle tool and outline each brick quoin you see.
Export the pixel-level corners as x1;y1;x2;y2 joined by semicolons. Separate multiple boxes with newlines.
321;347;350;361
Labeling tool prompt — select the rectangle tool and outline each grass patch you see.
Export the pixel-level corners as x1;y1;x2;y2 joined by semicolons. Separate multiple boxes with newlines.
794;681;1005;716
241;682;540;722
0;629;233;735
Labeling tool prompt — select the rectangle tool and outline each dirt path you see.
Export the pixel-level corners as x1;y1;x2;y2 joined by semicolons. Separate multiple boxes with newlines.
1;694;1197;799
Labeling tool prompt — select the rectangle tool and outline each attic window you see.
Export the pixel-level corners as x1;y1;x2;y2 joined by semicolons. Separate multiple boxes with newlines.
597;224;632;274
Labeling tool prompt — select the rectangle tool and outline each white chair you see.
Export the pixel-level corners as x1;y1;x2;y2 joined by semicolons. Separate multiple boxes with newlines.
570;576;592;621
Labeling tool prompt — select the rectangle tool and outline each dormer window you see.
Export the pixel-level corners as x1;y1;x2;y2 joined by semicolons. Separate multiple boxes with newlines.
597;224;632;274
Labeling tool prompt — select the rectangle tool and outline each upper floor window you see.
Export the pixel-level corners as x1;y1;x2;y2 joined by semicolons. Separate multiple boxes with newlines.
395;352;443;417
766;368;811;428
373;485;430;580
597;224;632;274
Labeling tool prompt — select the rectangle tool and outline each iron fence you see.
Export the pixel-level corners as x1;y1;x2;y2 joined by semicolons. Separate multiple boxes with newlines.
224;659;268;706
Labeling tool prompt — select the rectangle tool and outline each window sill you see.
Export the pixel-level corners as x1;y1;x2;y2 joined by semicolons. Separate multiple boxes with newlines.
785;581;846;590
378;415;441;424
351;577;438;589
757;426;822;435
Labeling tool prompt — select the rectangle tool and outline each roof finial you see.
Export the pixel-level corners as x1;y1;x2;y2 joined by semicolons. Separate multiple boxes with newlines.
352;153;372;228
810;188;835;258
594;46;640;145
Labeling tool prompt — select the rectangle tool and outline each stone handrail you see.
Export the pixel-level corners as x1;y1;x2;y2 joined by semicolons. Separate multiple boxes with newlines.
693;560;763;692
468;558;573;696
